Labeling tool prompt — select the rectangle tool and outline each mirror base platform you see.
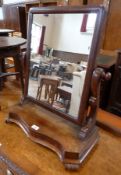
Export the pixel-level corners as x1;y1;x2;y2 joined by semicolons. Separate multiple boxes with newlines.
6;102;99;170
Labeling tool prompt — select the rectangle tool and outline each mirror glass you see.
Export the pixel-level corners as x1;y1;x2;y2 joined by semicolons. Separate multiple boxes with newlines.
28;12;97;119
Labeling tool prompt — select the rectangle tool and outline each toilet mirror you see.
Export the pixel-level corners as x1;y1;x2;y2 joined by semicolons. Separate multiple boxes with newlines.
25;6;105;124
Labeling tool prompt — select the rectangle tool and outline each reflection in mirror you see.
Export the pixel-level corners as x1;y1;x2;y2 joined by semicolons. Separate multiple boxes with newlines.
28;13;97;118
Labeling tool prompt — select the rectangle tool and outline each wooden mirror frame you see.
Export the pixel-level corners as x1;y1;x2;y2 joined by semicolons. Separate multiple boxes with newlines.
24;6;105;125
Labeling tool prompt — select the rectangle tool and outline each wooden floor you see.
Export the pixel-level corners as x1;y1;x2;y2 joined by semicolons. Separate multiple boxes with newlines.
0;78;121;174
97;108;121;135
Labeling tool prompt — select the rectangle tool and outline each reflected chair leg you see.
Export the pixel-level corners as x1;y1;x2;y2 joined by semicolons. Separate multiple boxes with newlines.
36;87;40;99
66;100;70;113
31;68;35;77
36;84;43;100
51;94;55;105
45;85;49;99
36;86;41;100
39;85;43;100
50;89;56;105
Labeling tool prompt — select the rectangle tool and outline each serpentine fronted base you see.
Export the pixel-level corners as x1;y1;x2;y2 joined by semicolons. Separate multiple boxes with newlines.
6;103;99;170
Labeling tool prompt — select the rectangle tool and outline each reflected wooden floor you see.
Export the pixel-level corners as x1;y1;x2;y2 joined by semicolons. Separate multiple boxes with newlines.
0;78;121;174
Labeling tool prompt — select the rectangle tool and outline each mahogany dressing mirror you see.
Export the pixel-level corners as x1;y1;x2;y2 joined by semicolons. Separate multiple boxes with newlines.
6;6;106;170
25;6;105;124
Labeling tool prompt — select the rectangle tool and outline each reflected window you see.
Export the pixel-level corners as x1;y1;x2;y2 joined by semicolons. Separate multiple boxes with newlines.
31;23;46;55
86;14;97;32
81;14;97;33
31;23;42;54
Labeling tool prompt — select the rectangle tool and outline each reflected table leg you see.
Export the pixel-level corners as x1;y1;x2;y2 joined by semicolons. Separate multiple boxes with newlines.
13;53;24;95
0;58;5;90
